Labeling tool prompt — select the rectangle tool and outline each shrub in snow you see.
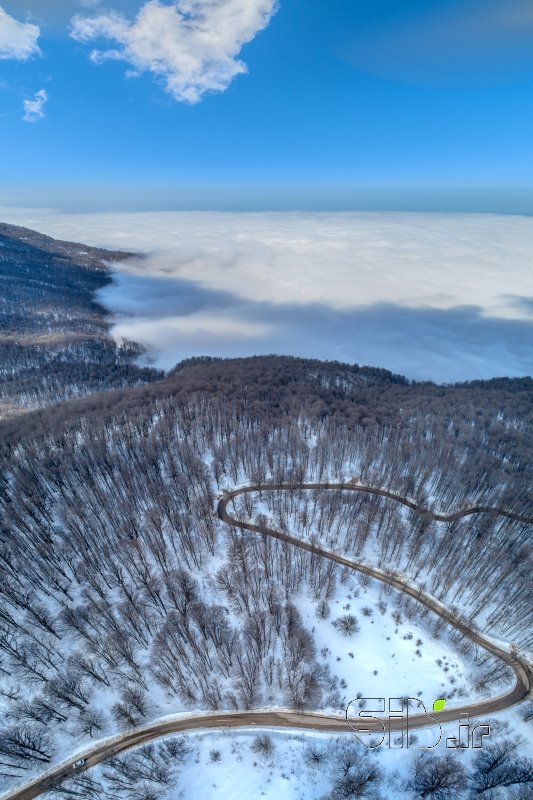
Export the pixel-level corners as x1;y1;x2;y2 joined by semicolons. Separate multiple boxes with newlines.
251;734;275;758
333;614;360;637
305;744;327;766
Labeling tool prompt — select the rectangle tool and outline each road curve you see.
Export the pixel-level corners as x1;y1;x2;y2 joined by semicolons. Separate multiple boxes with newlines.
218;483;532;700
3;482;531;800
221;481;533;526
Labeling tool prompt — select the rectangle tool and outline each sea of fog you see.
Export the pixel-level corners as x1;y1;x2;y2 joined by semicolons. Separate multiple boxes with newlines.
2;208;532;382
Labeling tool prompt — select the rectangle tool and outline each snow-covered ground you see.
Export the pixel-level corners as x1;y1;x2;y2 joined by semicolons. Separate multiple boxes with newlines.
1;441;530;800
294;573;472;712
2;562;513;800
81;704;533;800
238;493;508;710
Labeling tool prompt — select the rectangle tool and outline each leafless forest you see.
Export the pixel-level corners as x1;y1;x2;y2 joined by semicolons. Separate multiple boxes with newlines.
0;223;161;416
0;225;531;799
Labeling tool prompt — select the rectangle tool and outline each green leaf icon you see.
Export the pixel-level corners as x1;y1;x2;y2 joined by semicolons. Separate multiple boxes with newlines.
433;699;446;712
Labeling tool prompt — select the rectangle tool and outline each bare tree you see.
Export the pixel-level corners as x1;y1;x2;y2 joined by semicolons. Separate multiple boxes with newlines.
409;753;467;799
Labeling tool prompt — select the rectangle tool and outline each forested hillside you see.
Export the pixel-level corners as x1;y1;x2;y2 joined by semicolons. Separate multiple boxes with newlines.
1;353;532;787
0;223;161;416
0;227;531;799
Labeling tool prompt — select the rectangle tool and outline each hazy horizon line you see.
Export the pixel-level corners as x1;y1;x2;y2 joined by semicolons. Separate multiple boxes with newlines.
2;186;533;216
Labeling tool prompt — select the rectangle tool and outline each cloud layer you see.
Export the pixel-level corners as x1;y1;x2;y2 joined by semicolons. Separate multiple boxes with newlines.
23;88;48;122
70;0;277;103
0;6;41;61
1;208;532;382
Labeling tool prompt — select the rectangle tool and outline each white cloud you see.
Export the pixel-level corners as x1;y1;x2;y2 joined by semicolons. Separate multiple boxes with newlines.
0;6;41;60
70;0;278;103
1;208;532;381
113;312;272;354
23;88;48;122
7;209;528;321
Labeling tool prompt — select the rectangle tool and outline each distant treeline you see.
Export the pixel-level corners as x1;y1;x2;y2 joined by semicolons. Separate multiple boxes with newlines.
1;350;532;451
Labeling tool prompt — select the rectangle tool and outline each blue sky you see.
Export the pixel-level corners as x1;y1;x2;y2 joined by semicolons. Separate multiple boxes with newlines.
1;0;533;211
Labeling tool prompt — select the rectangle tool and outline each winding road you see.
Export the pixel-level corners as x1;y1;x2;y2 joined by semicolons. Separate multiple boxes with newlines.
3;482;532;800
